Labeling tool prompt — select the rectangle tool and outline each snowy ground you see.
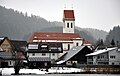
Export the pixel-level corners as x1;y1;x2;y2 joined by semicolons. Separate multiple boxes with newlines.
0;67;82;75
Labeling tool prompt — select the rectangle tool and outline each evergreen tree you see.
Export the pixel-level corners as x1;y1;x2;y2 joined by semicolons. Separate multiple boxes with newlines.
111;39;115;46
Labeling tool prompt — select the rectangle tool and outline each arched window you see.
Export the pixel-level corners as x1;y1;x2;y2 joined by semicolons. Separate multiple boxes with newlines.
68;44;70;50
76;43;79;46
71;23;73;28
67;23;69;28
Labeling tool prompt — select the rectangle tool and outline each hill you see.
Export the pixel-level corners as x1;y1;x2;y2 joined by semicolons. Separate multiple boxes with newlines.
0;5;108;43
105;26;120;46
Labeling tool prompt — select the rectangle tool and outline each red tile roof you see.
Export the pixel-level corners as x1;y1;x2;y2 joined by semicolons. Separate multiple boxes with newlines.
63;10;75;21
28;32;80;43
83;40;91;44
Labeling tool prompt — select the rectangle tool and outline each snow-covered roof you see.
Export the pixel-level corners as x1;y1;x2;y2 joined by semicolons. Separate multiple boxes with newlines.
86;47;117;56
57;46;86;64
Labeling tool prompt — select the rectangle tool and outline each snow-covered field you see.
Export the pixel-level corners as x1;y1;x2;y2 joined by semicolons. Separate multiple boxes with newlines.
0;67;82;75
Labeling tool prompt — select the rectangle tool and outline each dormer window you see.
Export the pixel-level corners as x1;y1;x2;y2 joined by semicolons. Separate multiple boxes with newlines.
41;45;48;50
28;44;38;50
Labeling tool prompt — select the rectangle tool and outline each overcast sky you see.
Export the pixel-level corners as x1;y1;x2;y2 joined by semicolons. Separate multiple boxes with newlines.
0;0;120;32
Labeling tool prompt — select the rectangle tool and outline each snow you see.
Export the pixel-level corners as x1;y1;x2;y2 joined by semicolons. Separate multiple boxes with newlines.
1;68;14;75
19;69;47;74
86;47;117;56
49;67;82;73
56;60;65;64
0;67;82;75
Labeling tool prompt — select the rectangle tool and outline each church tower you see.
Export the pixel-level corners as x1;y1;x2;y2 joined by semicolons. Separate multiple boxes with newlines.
63;10;75;33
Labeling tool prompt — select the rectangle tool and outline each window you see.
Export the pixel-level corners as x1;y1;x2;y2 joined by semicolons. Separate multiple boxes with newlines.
58;47;62;51
76;43;79;46
9;61;11;65
101;55;104;58
41;45;48;50
98;56;100;59
42;53;46;56
68;44;70;50
110;56;116;59
33;63;36;66
32;53;35;56
28;44;38;49
71;23;73;28
67;23;69;28
112;63;114;65
52;53;55;56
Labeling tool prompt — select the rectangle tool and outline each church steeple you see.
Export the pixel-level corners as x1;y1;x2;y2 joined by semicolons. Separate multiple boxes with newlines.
63;10;75;33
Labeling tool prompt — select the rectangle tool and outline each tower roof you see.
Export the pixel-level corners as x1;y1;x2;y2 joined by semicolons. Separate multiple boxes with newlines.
63;10;75;21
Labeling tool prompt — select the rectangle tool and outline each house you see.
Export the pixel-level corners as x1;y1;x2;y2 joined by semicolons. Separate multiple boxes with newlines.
86;47;120;65
0;51;14;68
26;42;63;69
0;37;27;67
57;46;92;66
0;37;13;52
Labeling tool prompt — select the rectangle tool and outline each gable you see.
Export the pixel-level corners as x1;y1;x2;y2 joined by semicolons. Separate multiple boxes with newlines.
0;38;12;52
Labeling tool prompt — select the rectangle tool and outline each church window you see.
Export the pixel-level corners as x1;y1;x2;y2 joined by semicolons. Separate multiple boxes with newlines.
68;44;70;50
67;23;69;28
71;23;73;28
76;43;79;46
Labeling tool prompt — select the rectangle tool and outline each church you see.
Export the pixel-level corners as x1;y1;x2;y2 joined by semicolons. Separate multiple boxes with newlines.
27;9;92;68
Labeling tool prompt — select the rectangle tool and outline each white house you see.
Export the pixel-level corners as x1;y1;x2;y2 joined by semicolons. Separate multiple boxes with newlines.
0;52;14;67
86;47;120;65
26;43;63;68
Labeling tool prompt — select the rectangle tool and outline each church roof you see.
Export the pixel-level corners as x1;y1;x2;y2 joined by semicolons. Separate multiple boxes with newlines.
63;10;75;21
28;32;80;43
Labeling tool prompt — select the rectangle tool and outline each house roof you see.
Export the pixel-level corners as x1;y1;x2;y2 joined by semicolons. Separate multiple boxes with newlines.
0;46;3;51
83;40;91;44
28;57;51;61
57;46;86;64
0;52;13;59
86;47;117;56
28;32;80;43
0;37;8;45
10;40;27;51
63;10;75;21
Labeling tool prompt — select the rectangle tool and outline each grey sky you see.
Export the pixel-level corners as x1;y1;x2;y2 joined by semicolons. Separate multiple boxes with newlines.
0;0;120;32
